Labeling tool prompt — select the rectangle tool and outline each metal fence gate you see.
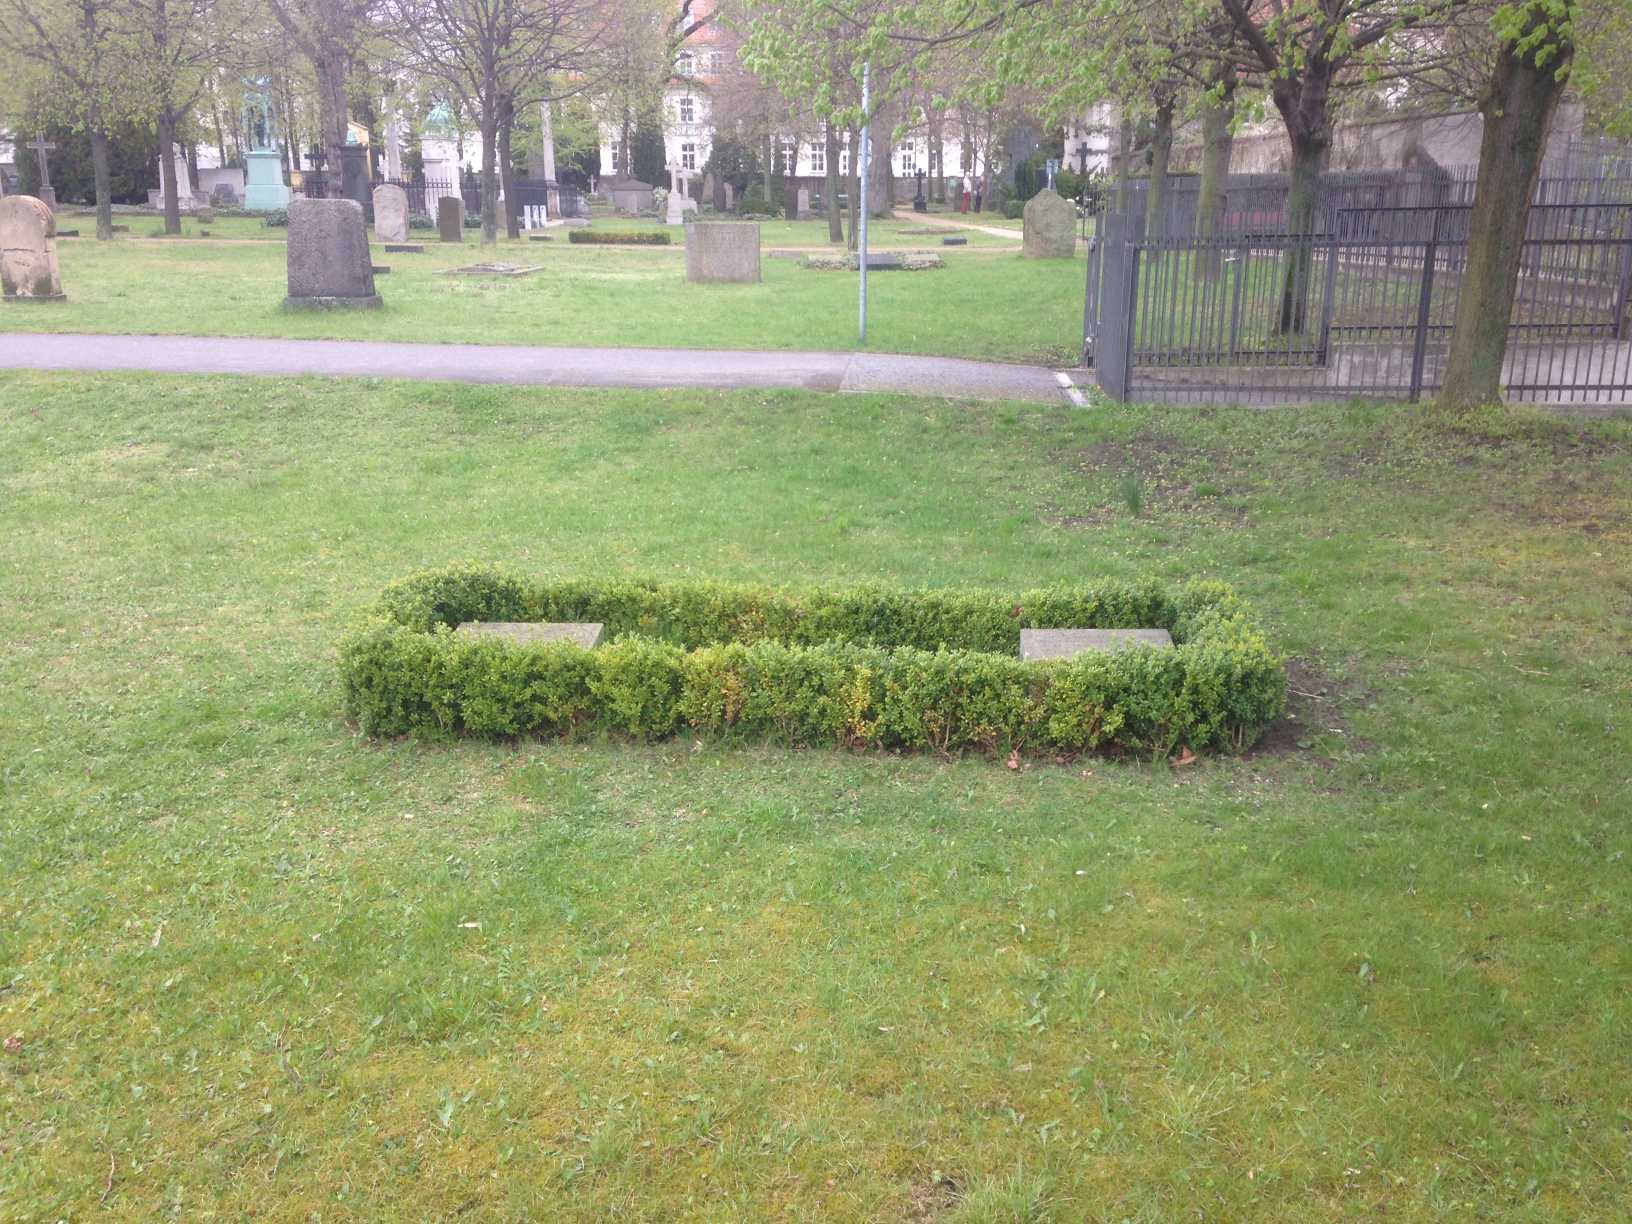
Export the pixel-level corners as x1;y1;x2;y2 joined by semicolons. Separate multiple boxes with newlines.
1086;200;1632;407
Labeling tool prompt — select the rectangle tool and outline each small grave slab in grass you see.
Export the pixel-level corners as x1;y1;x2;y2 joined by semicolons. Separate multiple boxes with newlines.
942;236;968;246
802;252;944;272
383;243;425;253
1020;628;1174;661
440;262;543;277
456;621;604;648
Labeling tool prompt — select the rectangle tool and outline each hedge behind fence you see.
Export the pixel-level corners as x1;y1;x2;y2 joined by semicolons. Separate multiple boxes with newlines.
341;566;1285;757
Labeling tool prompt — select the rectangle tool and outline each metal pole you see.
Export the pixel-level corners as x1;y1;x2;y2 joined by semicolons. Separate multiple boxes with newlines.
859;62;870;345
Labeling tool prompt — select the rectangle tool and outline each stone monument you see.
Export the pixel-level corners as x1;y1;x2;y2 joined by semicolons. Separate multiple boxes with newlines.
438;195;465;242
665;162;686;225
283;197;381;309
1022;187;1077;259
0;196;65;301
242;81;292;212
373;183;409;243
684;221;760;283
26;136;58;210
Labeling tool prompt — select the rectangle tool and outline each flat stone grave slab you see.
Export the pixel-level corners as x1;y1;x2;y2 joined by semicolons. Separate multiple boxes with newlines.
1020;628;1175;661
57;229;79;238
371;264;389;274
767;248;806;259
456;621;604;648
803;252;944;272
942;236;967;246
383;243;424;253
440;262;542;277
528;234;553;242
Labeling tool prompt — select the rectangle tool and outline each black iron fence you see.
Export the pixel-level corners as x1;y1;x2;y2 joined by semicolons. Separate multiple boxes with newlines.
1088;201;1632;407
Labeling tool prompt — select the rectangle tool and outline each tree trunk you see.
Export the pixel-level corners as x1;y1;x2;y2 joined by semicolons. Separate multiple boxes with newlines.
90;127;113;241
1195;65;1236;282
825;121;843;243
498;95;519;240
479;106;499;244
1144;97;1175;239
1112;109;1132;214
159;109;181;235
928;109;944;203
868;108;892;219
846;123;860;251
1277;134;1329;333
1439;18;1573;411
314;49;351;195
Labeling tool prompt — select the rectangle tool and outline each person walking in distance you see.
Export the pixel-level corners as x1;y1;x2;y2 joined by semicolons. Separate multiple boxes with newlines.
973;175;985;213
960;172;972;213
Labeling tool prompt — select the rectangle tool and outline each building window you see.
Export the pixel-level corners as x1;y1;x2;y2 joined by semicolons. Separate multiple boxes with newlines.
608;138;622;173
676;50;694;76
681;142;696;171
679;96;694;124
810;142;825;175
899;144;916;175
840;148;850;176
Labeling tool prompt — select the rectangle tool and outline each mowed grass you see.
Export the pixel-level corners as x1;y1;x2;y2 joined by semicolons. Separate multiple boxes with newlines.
2;373;1630;1221
6;223;1079;365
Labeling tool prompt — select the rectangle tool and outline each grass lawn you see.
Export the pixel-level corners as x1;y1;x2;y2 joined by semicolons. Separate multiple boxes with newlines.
3;373;1630;1220
14;224;1081;365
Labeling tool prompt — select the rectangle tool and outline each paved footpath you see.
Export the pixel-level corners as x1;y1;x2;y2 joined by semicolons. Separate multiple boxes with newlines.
0;332;1084;406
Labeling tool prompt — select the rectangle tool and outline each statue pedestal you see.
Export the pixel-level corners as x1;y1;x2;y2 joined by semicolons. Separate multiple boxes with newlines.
245;150;291;211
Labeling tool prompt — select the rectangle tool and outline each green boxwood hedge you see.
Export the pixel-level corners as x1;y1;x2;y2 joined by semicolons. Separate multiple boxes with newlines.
340;565;1285;757
567;229;672;245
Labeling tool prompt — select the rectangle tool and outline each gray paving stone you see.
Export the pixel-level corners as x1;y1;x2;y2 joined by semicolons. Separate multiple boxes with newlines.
1020;628;1174;661
455;621;605;648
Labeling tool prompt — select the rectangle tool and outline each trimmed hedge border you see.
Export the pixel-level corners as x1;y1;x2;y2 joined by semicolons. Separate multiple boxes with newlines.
567;229;672;245
340;566;1285;757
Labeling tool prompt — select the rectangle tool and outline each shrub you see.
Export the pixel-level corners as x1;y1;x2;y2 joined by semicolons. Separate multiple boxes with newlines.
340;567;1285;757
261;208;289;228
566;229;673;245
1003;200;1024;220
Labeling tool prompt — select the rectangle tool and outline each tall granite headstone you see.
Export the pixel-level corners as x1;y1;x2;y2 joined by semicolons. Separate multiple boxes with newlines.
437;195;465;241
1022;187;1077;259
0;195;65;301
373;183;409;243
283;197;380;309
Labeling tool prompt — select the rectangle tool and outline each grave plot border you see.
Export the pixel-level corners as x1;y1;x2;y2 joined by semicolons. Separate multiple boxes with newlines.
339;567;1285;757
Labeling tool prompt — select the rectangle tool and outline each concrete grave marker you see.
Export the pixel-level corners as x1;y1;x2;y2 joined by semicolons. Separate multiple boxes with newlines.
373;183;410;243
283;197;381;310
1022;187;1077;259
685;221;761;283
437;195;465;242
0;196;65;301
1019;629;1174;661
456;622;605;648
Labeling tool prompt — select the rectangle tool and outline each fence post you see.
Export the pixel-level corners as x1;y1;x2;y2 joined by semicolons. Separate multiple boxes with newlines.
1408;207;1442;402
1081;230;1103;366
1095;210;1136;402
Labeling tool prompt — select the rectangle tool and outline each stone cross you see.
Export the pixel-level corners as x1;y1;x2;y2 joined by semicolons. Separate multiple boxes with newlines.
28;136;56;190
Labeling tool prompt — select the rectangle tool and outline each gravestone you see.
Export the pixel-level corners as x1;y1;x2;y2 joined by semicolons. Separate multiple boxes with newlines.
27;136;57;210
685;221;760;283
437;195;465;242
665;162;686;225
796;186;811;219
283;197;380;309
373;183;409;243
0;196;65;301
603;176;654;213
942;236;968;246
1019;628;1174;661
383;242;424;254
456;622;605;648
1022;187;1077;258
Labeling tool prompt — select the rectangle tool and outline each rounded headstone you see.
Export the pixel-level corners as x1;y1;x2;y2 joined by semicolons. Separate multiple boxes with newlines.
373;183;410;243
684;221;761;283
283;197;381;309
1022;188;1078;259
0;195;66;301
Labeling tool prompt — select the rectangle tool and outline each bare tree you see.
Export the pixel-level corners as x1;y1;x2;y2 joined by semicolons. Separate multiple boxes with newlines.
382;0;611;243
266;0;378;192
